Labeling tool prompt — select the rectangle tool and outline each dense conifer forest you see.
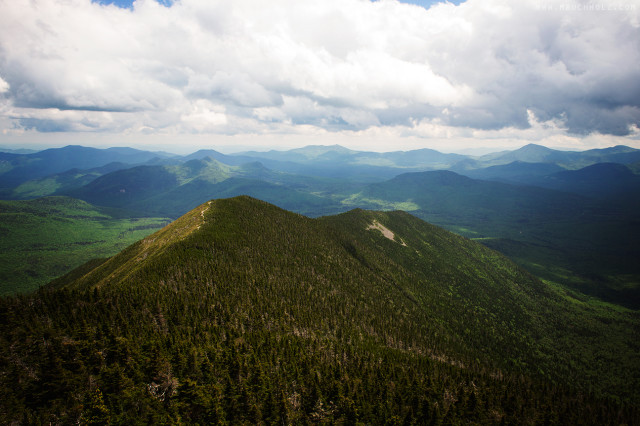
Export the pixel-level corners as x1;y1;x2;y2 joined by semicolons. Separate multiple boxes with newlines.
1;196;638;424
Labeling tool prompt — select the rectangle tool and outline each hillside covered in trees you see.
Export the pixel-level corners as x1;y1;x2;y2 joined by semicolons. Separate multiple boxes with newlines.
0;196;638;424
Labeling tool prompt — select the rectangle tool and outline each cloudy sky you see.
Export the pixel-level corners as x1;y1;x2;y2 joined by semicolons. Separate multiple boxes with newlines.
1;0;639;153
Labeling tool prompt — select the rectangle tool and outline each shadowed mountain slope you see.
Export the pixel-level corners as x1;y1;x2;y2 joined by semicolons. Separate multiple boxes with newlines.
65;158;340;218
346;170;589;228
345;170;640;307
458;161;565;183
528;162;640;199
7;162;131;199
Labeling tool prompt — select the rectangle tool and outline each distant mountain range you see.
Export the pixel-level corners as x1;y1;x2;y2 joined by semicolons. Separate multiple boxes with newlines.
3;142;640;191
520;162;640;199
0;145;173;191
459;143;640;170
0;147;39;154
4;143;640;202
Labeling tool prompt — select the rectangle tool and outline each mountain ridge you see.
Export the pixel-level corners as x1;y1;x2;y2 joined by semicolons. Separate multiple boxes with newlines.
0;145;176;190
3;196;639;423
53;197;639;396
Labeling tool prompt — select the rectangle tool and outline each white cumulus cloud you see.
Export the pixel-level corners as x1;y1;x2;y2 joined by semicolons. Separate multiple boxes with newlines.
0;0;639;151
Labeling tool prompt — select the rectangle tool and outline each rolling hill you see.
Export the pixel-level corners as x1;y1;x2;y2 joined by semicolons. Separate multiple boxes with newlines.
1;197;637;423
7;162;131;199
64;157;342;218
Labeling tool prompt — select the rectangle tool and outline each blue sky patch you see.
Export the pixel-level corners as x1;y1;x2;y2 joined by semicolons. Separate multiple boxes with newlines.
93;0;173;8
94;0;465;10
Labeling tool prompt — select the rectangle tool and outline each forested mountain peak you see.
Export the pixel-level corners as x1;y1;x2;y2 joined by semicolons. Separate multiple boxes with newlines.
3;196;639;423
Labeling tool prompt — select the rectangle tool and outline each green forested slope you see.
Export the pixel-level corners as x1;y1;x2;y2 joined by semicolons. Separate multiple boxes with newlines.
9;162;129;199
0;196;637;424
345;170;640;308
0;197;169;295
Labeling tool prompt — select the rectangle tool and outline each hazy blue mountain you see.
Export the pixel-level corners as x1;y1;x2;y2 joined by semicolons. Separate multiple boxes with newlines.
240;144;357;162
66;158;230;210
448;157;483;171
0;151;21;167
477;143;573;165
628;160;640;174
241;144;466;169
473;143;640;170
451;147;640;196
183;149;339;179
0;145;176;190
182;149;255;165
65;157;342;217
4;144;638;194
0;147;40;154
8;162;131;199
346;170;588;227
207;143;639;180
185;152;397;182
270;162;407;182
371;148;467;167
577;145;640;165
133;177;340;218
527;162;640;198
458;161;565;183
67;165;184;209
184;145;467;182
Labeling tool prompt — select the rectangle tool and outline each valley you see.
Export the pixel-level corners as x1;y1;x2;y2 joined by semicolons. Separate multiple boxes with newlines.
0;196;169;296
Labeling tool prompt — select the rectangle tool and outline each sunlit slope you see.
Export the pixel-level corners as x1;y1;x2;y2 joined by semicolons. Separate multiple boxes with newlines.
0;196;168;295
